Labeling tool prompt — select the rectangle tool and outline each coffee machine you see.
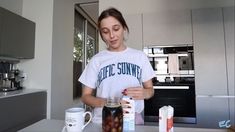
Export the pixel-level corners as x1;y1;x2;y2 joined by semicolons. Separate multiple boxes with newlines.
0;62;24;92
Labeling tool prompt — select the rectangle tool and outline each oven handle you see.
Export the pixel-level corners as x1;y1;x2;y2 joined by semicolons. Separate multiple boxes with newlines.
153;86;189;89
196;95;235;98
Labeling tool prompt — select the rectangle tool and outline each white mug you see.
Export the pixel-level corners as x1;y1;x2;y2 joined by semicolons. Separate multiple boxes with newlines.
62;107;92;132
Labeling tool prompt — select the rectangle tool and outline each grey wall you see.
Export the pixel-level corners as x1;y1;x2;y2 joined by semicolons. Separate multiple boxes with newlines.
51;0;84;120
51;0;74;119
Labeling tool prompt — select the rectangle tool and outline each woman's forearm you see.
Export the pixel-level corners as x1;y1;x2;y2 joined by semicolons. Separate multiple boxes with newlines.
81;95;106;108
143;79;154;99
143;87;154;99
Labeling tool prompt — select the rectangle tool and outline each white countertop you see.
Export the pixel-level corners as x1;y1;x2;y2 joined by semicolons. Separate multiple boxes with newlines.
19;119;227;132
0;88;46;99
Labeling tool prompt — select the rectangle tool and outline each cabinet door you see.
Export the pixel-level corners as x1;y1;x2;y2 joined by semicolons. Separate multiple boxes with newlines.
0;91;47;131
124;14;143;50
0;7;22;58
192;8;227;95
196;96;229;128
143;9;192;46
223;6;235;126
0;7;35;59
16;16;35;58
223;7;234;97
0;8;4;54
229;97;235;126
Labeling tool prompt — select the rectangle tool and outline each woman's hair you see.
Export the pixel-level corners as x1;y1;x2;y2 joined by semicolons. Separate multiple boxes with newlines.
98;7;129;33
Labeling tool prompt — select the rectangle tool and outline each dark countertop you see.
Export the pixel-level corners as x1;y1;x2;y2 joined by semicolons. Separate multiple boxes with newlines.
0;88;46;99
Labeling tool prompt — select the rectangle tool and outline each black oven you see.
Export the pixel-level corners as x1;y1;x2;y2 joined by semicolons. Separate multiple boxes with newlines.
144;83;196;124
144;45;196;124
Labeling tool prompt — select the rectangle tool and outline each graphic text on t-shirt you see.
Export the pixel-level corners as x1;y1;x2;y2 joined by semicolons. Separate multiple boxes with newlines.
96;62;142;87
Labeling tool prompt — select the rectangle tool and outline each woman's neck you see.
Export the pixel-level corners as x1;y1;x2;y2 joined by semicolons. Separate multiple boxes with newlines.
107;45;127;52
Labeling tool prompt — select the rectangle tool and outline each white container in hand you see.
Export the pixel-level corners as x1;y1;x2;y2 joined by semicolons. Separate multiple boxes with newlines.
122;96;135;131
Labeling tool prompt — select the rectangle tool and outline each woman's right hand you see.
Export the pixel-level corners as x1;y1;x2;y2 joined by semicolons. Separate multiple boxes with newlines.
81;86;106;108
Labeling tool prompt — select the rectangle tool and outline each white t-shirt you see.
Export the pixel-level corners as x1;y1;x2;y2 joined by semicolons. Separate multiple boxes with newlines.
79;47;155;123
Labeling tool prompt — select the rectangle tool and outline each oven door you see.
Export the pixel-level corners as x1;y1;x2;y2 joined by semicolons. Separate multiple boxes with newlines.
144;84;196;124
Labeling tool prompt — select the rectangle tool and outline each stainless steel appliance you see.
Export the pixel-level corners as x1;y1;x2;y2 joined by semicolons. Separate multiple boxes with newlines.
0;62;24;92
143;45;196;124
144;82;196;123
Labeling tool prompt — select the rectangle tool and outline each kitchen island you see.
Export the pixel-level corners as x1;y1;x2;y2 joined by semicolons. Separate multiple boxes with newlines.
19;119;227;132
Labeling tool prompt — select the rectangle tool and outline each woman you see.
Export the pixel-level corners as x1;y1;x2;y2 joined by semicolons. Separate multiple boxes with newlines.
79;7;155;124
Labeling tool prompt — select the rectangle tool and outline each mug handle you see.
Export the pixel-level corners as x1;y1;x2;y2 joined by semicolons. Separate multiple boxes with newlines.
82;111;92;130
61;126;66;132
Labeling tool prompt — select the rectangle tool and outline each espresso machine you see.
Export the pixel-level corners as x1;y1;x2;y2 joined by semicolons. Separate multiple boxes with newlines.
0;62;24;92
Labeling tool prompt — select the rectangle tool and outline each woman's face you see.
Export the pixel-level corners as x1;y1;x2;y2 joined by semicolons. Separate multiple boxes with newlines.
100;16;126;51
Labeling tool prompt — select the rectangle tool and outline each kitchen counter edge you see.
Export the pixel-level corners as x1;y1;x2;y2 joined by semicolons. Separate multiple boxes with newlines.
0;88;47;99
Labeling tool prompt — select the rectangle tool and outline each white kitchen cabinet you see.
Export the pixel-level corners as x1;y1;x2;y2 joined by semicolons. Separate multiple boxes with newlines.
223;6;235;126
223;6;235;97
192;8;227;95
143;9;192;46
124;14;143;50
196;96;229;128
229;97;235;127
193;7;234;129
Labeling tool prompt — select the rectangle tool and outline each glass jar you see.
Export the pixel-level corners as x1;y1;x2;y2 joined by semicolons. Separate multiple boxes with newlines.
102;97;123;132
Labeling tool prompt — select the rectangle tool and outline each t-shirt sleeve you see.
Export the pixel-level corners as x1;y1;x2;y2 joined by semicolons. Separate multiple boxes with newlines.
141;54;155;82
78;58;98;89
